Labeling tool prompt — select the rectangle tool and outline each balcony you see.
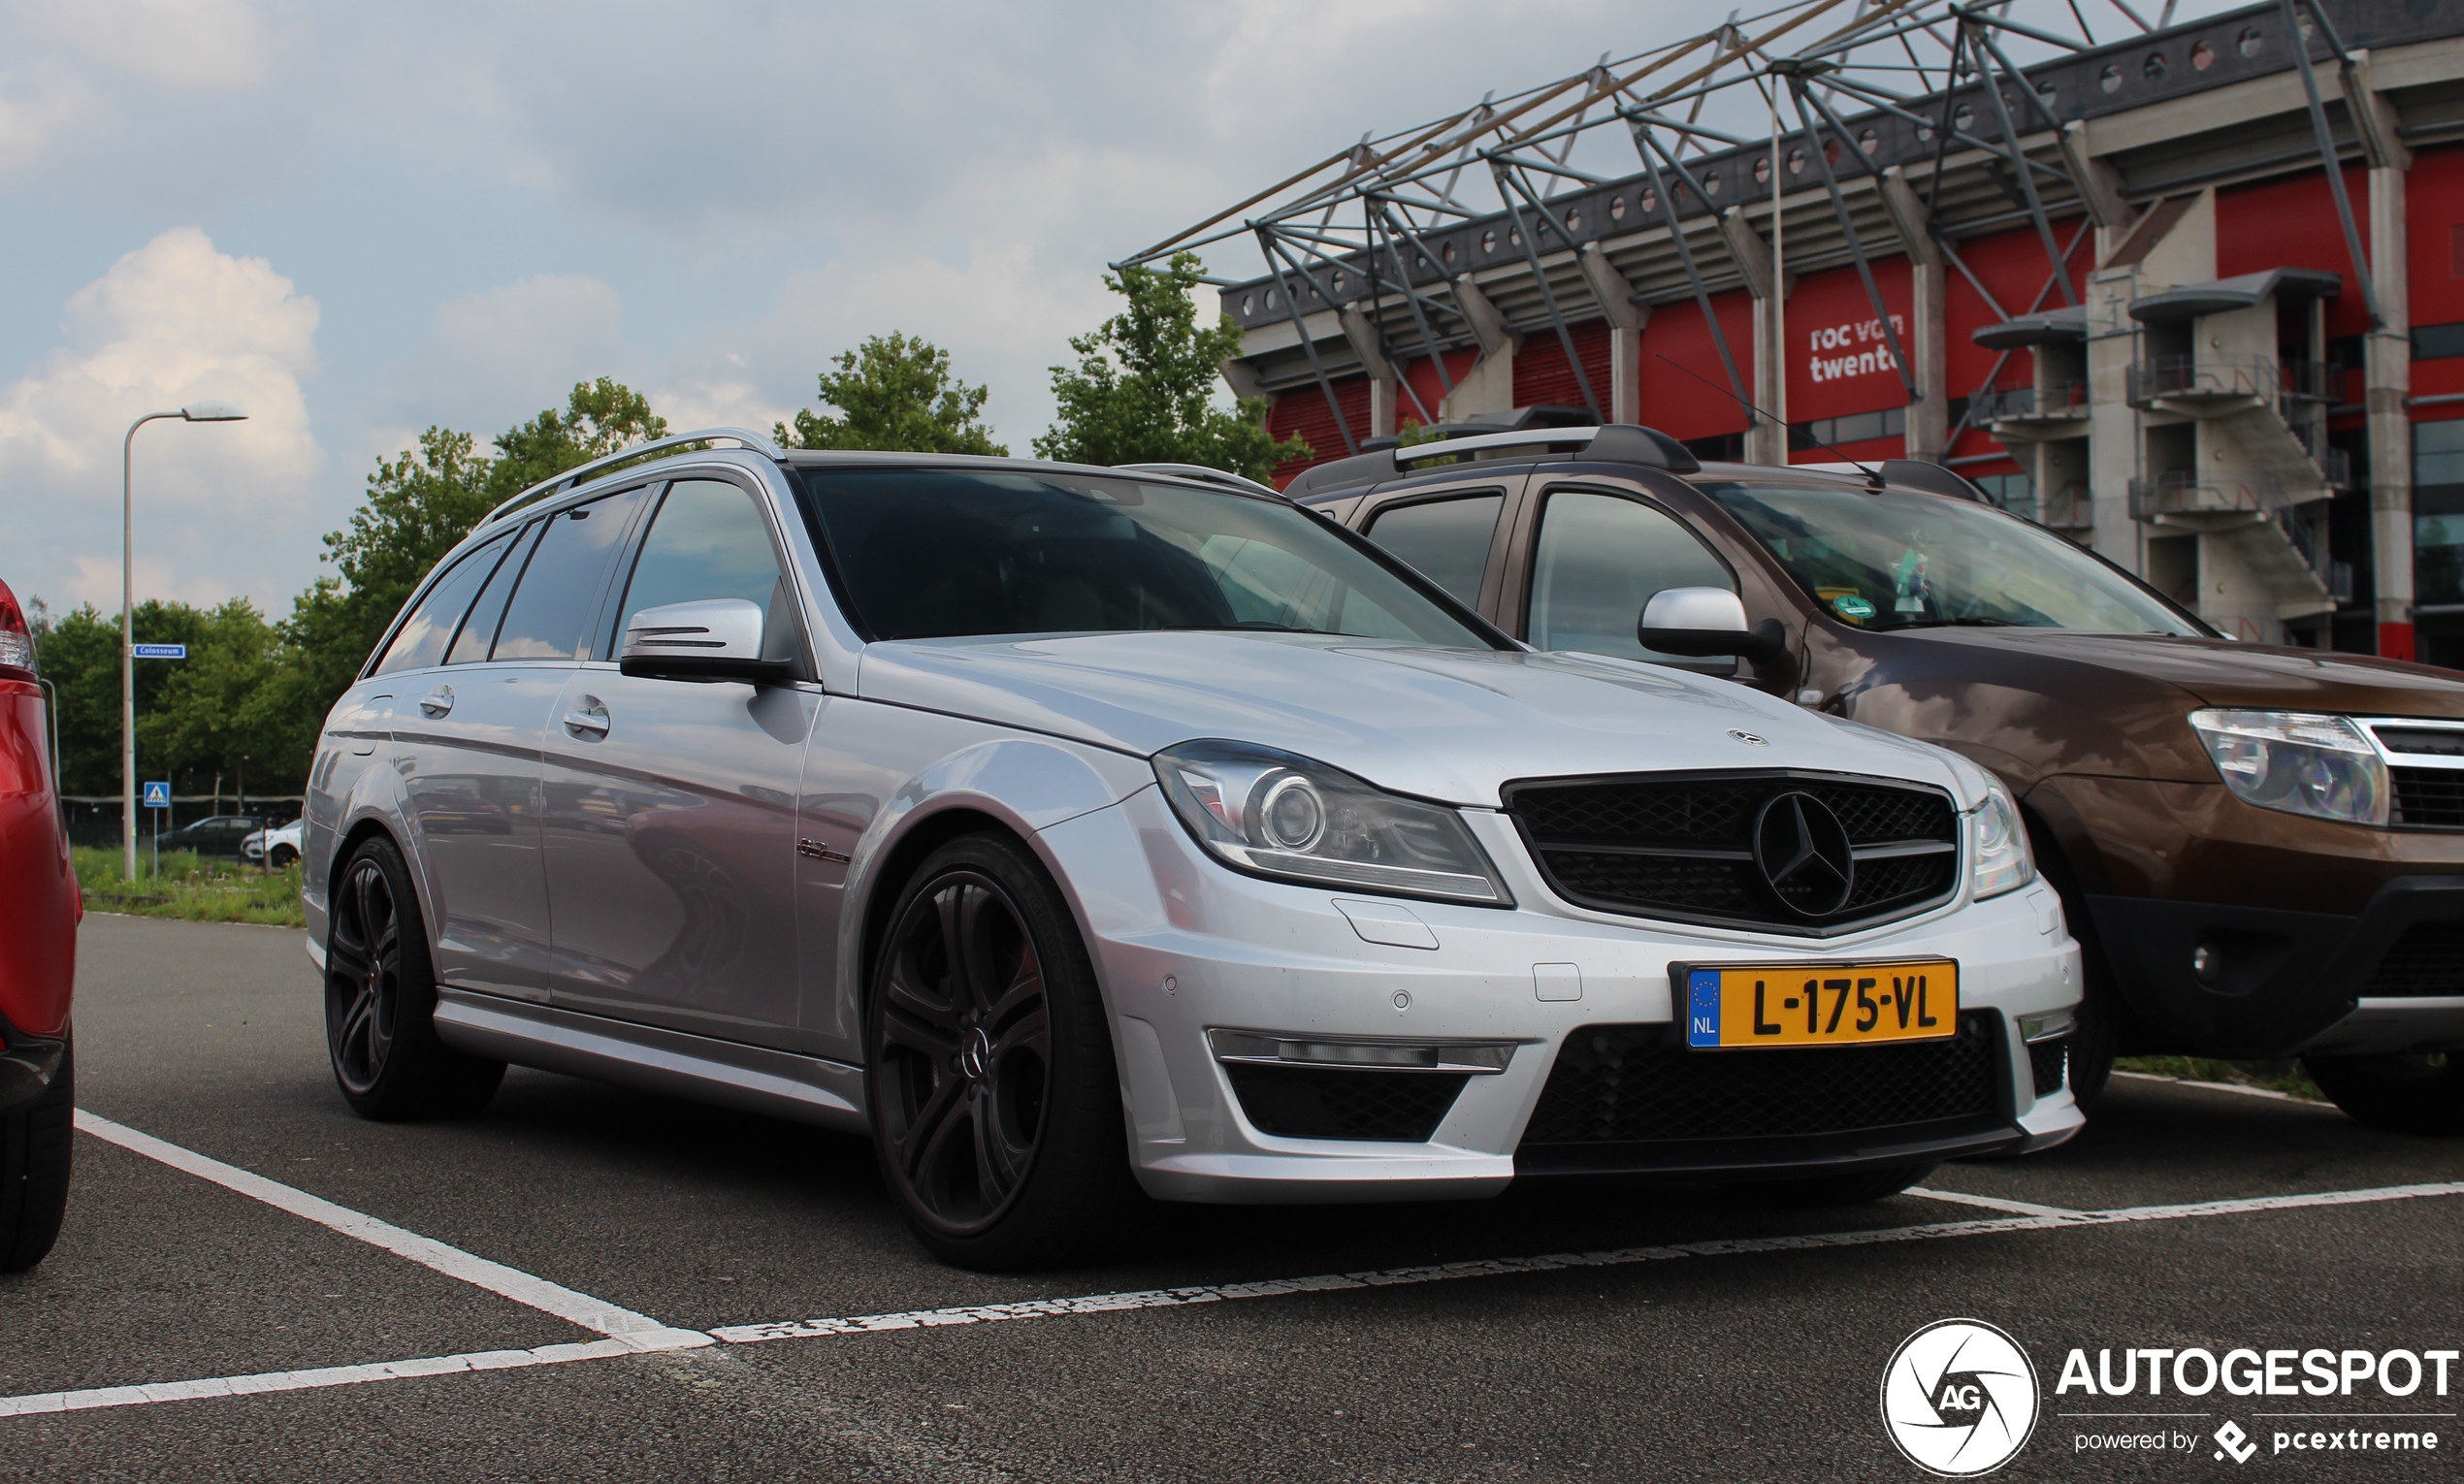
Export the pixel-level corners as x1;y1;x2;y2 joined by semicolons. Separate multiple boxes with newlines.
2127;472;2276;520
2125;356;2344;409
1972;379;2090;428
2035;481;2092;534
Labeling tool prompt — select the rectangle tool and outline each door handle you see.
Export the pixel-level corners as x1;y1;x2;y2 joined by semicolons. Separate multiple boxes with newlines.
419;686;454;719
564;697;610;737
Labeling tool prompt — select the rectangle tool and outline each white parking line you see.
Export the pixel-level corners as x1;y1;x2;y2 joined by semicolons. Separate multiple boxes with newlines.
18;1113;2462;1423
1906;1187;2082;1217
0;1339;644;1418
2112;1070;2329;1106
72;1112;709;1352
709;1179;2464;1344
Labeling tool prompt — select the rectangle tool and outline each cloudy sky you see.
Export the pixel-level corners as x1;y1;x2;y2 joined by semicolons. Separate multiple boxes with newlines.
0;0;2206;618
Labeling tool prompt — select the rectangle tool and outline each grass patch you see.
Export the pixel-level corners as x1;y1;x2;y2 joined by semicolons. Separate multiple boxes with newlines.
74;846;306;929
2114;1054;2325;1102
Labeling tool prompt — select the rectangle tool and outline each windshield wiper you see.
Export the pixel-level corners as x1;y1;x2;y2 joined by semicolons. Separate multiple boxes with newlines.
1157;622;1324;634
1888;617;2026;629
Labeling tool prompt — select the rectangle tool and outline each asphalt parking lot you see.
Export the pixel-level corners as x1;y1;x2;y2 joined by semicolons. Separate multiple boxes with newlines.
6;913;2460;1482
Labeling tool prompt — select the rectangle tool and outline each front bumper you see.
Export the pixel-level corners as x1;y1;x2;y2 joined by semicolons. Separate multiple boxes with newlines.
2091;875;2464;1058
1040;787;2083;1204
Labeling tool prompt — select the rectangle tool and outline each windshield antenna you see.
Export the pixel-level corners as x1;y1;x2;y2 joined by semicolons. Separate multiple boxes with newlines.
1652;353;1886;489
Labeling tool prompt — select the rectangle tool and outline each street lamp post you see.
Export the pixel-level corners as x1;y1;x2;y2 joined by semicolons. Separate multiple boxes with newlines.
121;402;247;881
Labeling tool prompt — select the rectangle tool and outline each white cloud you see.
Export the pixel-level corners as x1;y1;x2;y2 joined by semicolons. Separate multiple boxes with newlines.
657;240;1110;454
0;226;321;612
385;274;632;436
27;0;275;88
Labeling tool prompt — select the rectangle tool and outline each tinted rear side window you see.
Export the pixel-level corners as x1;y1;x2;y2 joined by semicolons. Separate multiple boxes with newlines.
446;521;540;664
373;532;514;675
1363;494;1504;607
492;487;646;661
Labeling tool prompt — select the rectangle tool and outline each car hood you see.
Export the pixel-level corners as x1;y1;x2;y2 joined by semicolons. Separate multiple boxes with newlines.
859;632;1984;808
1899;628;2464;715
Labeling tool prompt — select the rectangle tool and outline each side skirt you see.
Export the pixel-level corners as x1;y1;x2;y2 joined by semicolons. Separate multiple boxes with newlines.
433;988;868;1134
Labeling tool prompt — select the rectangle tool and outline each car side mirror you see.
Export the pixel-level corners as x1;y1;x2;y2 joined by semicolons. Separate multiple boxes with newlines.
620;599;794;685
1637;586;1788;665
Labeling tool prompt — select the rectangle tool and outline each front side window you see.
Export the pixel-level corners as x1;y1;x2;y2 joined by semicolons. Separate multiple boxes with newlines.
799;468;1497;647
492;486;646;661
617;479;794;651
373;530;515;676
1527;490;1735;666
1362;493;1505;608
1705;480;2204;635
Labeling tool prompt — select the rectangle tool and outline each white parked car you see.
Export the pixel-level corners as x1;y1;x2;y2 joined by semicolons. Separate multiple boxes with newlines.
242;819;302;867
304;430;2083;1269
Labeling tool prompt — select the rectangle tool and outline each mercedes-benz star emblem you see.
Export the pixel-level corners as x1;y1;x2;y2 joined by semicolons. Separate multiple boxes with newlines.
1753;790;1856;917
1727;729;1768;746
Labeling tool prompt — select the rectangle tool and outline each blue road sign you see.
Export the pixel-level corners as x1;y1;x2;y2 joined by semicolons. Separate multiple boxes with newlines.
133;643;187;660
143;781;171;809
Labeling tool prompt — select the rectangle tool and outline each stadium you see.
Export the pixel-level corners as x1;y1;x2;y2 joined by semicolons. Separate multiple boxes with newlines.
1127;0;2464;661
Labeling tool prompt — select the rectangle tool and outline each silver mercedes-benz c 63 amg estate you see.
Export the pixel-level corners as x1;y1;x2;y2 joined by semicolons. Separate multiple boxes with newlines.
302;428;2083;1268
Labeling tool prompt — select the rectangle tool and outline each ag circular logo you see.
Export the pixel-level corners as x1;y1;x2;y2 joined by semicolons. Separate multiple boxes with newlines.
1880;1318;2040;1476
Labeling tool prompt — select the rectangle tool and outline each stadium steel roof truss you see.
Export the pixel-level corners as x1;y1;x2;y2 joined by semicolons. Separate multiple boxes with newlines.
1126;0;2451;443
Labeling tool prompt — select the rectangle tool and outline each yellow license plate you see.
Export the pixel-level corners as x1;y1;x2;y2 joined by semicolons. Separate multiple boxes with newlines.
1680;960;1959;1049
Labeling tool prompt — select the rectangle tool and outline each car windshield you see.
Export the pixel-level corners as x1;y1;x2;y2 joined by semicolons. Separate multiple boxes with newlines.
1702;480;2203;635
799;468;1498;647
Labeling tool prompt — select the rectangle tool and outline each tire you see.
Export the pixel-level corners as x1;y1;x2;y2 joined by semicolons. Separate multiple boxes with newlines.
1736;1161;1937;1208
325;836;504;1120
0;1039;73;1273
2304;1051;2464;1136
271;845;299;868
864;832;1146;1270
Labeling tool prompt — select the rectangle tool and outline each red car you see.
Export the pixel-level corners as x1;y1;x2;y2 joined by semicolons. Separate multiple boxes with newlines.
0;575;77;1270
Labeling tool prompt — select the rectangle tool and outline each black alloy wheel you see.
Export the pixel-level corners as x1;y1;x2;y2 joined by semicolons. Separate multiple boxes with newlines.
323;836;504;1120
875;870;1053;1233
865;833;1145;1269
327;855;404;1097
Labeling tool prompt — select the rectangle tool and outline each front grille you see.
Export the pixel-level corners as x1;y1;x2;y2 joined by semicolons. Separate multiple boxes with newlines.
1224;1064;1469;1142
2365;921;2464;997
2028;1037;2069;1100
1505;770;1960;934
2391;768;2464;828
1518;1012;2002;1152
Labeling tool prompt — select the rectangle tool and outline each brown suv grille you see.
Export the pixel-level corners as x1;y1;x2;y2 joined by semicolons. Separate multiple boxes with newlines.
2365;922;2464;997
2390;768;2464;828
1503;771;1960;935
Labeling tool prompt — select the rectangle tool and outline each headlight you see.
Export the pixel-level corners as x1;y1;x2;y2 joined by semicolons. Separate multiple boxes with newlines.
1970;779;2034;900
1154;739;1511;905
2188;709;2387;827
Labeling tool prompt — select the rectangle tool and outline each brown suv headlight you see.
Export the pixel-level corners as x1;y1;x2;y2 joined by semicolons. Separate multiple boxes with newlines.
2188;709;2389;827
1154;739;1511;906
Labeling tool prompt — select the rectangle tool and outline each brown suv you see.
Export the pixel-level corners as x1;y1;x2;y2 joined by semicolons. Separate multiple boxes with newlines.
1288;424;2464;1135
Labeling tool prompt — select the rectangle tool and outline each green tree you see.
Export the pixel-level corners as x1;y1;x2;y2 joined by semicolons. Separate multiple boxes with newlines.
1033;252;1310;480
774;333;1006;455
269;378;670;743
486;376;671;503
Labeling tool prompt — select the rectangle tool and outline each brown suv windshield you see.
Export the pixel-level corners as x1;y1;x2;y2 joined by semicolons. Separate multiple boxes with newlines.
1702;480;2203;636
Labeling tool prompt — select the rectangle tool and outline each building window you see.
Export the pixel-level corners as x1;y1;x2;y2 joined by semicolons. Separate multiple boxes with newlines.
2417;420;2464;487
1968;472;2034;513
2416;323;2464;361
1790;405;1906;451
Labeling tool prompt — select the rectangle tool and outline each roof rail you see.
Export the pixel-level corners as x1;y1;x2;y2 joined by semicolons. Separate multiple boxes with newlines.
1111;462;1283;498
1284;423;1699;501
480;427;787;529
